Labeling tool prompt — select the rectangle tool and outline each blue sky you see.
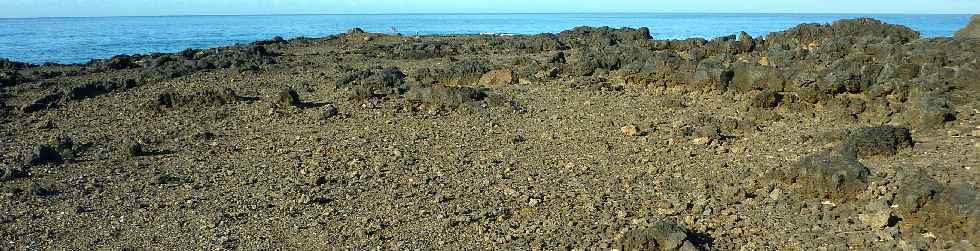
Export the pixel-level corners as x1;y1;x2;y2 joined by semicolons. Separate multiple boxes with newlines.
2;0;978;18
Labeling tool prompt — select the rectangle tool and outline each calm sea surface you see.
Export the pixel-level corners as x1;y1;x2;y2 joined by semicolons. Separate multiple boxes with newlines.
0;13;972;64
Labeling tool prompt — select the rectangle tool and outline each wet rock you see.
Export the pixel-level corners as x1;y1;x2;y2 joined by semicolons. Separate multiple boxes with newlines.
954;15;980;39
789;150;870;200
478;69;518;87
26;145;62;166
616;220;701;251
842;125;913;158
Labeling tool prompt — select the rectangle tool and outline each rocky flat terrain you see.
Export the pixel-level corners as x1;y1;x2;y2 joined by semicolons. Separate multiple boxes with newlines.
1;17;978;250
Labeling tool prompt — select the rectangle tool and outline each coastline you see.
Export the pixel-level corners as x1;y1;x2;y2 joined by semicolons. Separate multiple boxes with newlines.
1;16;978;249
0;13;974;64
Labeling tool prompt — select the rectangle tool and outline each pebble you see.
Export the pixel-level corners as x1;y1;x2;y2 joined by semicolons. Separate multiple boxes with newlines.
621;125;640;137
691;137;712;145
858;210;893;229
322;104;338;119
528;198;541;207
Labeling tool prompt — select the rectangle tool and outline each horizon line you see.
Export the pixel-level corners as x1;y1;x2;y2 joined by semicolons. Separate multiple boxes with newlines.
1;11;976;19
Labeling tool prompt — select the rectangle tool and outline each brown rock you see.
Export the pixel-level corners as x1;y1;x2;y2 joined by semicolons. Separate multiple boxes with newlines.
621;125;641;137
859;210;893;229
954;15;980;39
478;69;518;86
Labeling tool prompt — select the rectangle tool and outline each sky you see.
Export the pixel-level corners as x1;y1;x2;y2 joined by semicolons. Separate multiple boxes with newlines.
1;0;979;18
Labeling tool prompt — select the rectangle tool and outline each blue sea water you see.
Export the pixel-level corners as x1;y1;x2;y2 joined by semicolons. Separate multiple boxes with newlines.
0;13;973;64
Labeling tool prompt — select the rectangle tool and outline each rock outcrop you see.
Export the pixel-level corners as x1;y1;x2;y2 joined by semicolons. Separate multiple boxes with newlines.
954;15;980;39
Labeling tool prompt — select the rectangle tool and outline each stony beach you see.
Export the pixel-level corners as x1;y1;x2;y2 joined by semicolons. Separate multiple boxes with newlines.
1;16;979;249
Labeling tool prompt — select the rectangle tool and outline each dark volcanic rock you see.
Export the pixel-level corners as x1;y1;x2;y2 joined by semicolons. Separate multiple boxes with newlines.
122;139;145;157
142;44;278;80
67;79;138;100
906;91;954;130
92;55;140;71
0;70;21;87
789;150;870;200
321;104;338;119
277;87;302;107
412;60;489;86
339;66;408;99
954;15;980;39
750;90;782;109
616;220;701;251
21;93;62;113
766;18;920;47
894;168;979;242
841;125;913;158
26;145;62;166
0;166;26;182
559;26;651;48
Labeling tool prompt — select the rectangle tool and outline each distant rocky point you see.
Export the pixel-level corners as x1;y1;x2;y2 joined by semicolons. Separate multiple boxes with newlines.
954;14;980;39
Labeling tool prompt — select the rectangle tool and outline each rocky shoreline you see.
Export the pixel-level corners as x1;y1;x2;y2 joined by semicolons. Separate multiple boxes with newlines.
1;17;978;249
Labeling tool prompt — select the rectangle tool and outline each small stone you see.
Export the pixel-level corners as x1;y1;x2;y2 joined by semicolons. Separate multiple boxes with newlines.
321;104;338;119
691;137;712;145
621;125;641;137
768;188;783;201
859;210;893;229
277;87;302;107
528;198;541;207
123;139;145;157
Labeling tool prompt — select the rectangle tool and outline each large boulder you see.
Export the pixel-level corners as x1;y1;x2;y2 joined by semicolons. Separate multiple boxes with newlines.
788;150;870;200
954;15;980;39
894;168;979;242
615;220;701;251
842;125;913;158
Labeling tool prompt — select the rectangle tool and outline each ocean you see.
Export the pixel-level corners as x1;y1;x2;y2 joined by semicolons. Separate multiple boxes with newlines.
0;13;973;64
